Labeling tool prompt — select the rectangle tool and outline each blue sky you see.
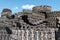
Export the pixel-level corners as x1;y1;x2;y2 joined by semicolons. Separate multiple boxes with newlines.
0;0;60;13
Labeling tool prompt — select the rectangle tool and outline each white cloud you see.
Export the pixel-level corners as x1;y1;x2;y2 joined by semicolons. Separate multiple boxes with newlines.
22;4;35;9
14;7;19;10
